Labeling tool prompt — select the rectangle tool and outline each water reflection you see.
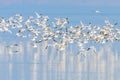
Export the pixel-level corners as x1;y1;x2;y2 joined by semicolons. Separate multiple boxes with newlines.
0;42;120;80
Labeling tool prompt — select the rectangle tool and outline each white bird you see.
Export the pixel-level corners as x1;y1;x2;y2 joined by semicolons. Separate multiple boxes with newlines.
95;10;102;14
35;12;42;18
18;28;26;33
15;14;24;22
80;21;85;27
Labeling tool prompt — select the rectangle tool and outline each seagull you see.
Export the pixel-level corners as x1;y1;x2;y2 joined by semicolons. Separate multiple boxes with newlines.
18;28;26;33
80;21;85;27
15;14;24;22
35;12;42;18
95;10;102;14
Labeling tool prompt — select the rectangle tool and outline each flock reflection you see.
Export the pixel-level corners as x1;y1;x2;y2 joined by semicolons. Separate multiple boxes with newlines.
0;42;120;80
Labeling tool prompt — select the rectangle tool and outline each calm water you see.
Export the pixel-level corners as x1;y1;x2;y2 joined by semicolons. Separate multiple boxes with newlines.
0;42;120;80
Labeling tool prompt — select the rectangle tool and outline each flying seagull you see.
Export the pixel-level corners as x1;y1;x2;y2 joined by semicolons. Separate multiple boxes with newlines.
95;10;102;14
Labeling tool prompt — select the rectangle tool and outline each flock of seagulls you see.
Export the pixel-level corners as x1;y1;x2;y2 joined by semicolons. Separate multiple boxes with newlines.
0;13;120;56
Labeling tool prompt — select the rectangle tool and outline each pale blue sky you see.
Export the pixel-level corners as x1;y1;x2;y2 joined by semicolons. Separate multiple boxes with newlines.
0;0;120;16
0;0;120;6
